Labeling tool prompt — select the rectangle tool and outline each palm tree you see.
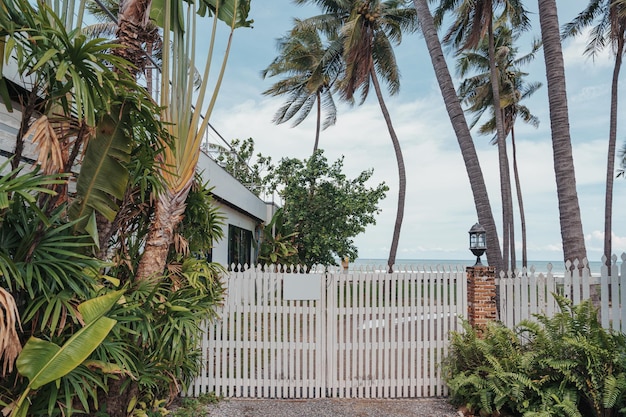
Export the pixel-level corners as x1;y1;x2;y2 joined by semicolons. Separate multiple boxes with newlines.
434;0;529;272
563;0;626;266
294;0;418;271
114;0;159;79
457;26;542;269
537;0;587;264
262;22;342;153
412;0;503;271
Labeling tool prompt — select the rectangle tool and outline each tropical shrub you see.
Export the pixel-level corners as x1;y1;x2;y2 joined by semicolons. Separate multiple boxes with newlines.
444;295;626;417
257;207;299;266
0;163;124;416
0;169;226;417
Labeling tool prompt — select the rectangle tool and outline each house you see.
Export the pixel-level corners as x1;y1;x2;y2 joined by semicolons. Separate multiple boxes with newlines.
0;64;274;268
196;149;274;266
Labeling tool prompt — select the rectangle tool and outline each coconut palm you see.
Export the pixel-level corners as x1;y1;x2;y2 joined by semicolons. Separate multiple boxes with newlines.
262;22;342;154
457;26;542;269
412;0;503;271
434;0;529;272
294;0;418;271
538;0;587;264
563;0;626;266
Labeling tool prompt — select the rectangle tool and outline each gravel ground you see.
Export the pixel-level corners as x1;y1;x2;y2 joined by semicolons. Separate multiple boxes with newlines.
201;398;461;417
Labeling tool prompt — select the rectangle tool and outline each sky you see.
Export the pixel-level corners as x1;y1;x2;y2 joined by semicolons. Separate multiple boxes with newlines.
201;1;626;264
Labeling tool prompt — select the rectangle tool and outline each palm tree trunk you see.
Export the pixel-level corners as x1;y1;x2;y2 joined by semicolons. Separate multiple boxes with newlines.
115;0;153;78
412;0;503;272
135;184;191;280
511;127;527;269
314;90;321;153
537;0;587;264
604;36;623;270
370;69;405;272
488;20;515;272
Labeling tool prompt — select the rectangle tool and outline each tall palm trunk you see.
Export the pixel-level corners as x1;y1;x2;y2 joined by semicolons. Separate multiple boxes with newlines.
537;0;587;264
511;126;527;268
135;185;191;279
314;90;321;153
604;36;623;268
413;0;503;272
487;19;515;272
370;68;405;272
115;0;153;79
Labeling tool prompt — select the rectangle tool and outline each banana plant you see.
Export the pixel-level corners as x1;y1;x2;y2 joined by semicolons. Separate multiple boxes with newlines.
135;0;252;280
2;289;124;417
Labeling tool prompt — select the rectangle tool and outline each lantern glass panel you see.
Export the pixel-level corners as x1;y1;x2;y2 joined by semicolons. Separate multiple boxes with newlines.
478;233;486;248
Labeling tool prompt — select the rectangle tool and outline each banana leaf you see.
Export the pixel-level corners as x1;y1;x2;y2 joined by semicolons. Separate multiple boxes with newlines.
69;103;131;232
150;0;252;31
4;290;124;417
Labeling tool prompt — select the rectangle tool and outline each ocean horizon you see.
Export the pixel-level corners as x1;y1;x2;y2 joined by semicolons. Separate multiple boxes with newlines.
350;258;608;274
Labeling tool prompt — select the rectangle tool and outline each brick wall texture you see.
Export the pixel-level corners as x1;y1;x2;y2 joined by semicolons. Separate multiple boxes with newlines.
466;265;497;328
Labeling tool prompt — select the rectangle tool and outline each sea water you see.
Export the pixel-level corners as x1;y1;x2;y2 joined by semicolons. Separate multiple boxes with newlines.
350;258;607;274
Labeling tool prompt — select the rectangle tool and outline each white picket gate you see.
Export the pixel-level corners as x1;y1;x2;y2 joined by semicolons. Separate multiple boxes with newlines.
189;264;467;399
497;254;626;331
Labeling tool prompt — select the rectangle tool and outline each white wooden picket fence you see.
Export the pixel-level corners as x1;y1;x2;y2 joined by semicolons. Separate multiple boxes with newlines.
189;264;467;399
498;254;626;331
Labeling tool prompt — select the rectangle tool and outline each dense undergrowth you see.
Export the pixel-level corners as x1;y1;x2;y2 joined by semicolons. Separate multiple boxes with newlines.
443;295;626;417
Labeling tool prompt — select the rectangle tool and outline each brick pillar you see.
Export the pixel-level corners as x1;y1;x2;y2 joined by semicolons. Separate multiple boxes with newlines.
466;265;497;328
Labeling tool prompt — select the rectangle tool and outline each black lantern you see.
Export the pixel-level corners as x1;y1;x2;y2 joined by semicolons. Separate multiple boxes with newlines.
468;223;487;266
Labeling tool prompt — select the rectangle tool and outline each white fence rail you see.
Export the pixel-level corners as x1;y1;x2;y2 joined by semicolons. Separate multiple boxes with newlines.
190;264;467;399
497;254;626;331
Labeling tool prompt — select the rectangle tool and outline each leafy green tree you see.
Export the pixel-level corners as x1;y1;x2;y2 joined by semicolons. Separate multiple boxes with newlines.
0;160;123;417
262;22;341;153
563;0;626;264
267;150;388;267
294;0;418;270
212;137;273;196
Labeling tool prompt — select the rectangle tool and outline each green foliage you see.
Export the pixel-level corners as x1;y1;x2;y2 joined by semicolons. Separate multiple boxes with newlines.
267;150;387;266
212;138;272;196
8;291;124;417
99;258;225;408
257;207;299;265
177;176;226;255
0;0;131;125
0;168;123;417
444;295;626;417
213;137;388;269
69;103;133;232
171;392;222;417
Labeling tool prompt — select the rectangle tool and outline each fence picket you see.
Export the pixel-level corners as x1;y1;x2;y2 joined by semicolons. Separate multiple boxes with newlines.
188;256;625;400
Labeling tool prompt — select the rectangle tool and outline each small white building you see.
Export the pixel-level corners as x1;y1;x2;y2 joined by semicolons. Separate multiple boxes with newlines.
0;69;274;268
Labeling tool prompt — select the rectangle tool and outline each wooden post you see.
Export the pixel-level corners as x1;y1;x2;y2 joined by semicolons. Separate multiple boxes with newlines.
466;265;497;328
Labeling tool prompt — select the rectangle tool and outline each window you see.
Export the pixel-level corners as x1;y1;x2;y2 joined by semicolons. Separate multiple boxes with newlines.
228;225;252;267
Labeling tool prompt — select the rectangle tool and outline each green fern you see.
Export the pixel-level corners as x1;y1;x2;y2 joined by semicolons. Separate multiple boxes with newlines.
445;294;626;417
